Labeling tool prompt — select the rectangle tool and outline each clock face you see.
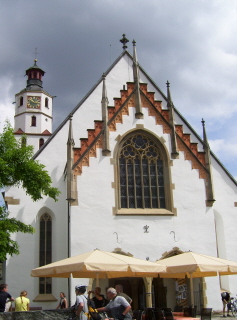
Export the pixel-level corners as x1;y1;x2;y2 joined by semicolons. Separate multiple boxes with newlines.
27;96;41;109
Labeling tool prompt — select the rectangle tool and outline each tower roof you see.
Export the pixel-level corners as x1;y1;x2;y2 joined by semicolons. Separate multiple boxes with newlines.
24;59;45;90
25;59;45;75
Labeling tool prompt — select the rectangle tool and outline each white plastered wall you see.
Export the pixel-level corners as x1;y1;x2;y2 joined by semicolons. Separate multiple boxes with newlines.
5;53;237;311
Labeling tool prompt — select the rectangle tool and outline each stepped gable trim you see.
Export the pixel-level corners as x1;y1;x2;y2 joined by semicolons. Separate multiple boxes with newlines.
31;49;236;186
173;105;237;185
140;88;170;132
72;129;103;175
72;85;137;175
72;81;208;179
33;50;130;160
138;61;237;185
175;125;207;179
107;85;136;129
140;87;208;178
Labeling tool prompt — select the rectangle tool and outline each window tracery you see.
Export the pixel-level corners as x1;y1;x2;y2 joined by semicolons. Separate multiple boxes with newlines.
119;132;166;209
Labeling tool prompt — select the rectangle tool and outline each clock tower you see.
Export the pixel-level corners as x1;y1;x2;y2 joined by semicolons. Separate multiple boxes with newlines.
14;59;53;152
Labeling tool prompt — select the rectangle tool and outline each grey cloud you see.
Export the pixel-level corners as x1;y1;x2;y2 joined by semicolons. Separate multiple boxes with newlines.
0;0;237;177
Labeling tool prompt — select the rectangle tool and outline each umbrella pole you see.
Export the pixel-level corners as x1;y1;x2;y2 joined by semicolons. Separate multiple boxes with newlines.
96;273;99;287
190;273;194;307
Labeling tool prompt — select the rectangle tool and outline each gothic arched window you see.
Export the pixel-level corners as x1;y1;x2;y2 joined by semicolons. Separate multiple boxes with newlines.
39;138;44;149
39;213;52;294
119;131;170;209
31;116;36;127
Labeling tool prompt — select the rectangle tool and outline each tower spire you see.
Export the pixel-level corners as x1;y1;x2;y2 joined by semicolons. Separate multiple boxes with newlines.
132;40;143;119
201;118;215;206
201;118;209;147
101;74;110;156
67;114;76;204
166;81;179;158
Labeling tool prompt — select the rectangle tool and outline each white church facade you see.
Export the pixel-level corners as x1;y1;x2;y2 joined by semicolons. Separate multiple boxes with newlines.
3;38;237;312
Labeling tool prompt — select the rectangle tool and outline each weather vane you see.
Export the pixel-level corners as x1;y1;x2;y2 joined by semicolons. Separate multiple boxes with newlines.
120;34;129;50
33;47;39;61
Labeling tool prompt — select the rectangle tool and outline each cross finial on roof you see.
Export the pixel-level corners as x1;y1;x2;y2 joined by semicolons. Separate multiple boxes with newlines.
166;80;170;88
33;47;39;62
201;118;205;127
120;34;129;50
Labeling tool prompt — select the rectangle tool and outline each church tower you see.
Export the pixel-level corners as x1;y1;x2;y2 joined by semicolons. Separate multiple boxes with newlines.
14;59;53;152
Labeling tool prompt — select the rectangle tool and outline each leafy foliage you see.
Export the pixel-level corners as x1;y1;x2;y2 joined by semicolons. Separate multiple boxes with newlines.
0;121;60;259
0;121;60;201
0;206;35;261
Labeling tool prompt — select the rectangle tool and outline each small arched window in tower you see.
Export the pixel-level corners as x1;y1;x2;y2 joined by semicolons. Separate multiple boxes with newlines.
119;131;166;209
45;97;49;108
21;136;27;148
20;96;23;106
31;116;36;127
39;213;52;294
39;138;44;149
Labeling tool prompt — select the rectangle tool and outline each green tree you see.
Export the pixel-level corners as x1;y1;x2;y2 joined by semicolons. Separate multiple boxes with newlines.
0;206;35;261
0;121;60;260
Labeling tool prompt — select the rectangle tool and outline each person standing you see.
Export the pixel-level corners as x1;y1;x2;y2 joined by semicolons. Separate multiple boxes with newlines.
97;287;131;320
15;290;30;311
0;284;14;313
56;292;68;309
74;284;88;320
221;291;231;317
115;285;132;305
88;287;108;308
115;284;133;317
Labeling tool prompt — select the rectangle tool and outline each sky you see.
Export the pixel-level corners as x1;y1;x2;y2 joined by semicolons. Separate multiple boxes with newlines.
0;0;237;179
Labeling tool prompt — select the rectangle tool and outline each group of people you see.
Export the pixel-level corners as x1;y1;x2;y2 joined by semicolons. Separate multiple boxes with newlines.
0;281;132;319
74;284;132;320
0;284;30;312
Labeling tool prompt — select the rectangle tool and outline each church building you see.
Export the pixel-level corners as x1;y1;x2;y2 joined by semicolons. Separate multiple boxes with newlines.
3;36;237;312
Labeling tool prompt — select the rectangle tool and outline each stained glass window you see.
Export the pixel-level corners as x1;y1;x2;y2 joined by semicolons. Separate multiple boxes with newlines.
39;213;52;294
119;132;166;209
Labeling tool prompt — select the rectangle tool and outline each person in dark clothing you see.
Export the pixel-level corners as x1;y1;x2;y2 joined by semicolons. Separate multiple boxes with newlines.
0;284;14;313
221;291;231;317
56;292;68;309
88;287;108;308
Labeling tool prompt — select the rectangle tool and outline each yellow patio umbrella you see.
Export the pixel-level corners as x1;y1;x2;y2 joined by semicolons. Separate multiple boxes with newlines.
31;249;166;279
156;251;237;306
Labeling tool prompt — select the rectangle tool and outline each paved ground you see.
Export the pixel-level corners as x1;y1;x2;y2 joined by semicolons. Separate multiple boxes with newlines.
211;315;235;320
